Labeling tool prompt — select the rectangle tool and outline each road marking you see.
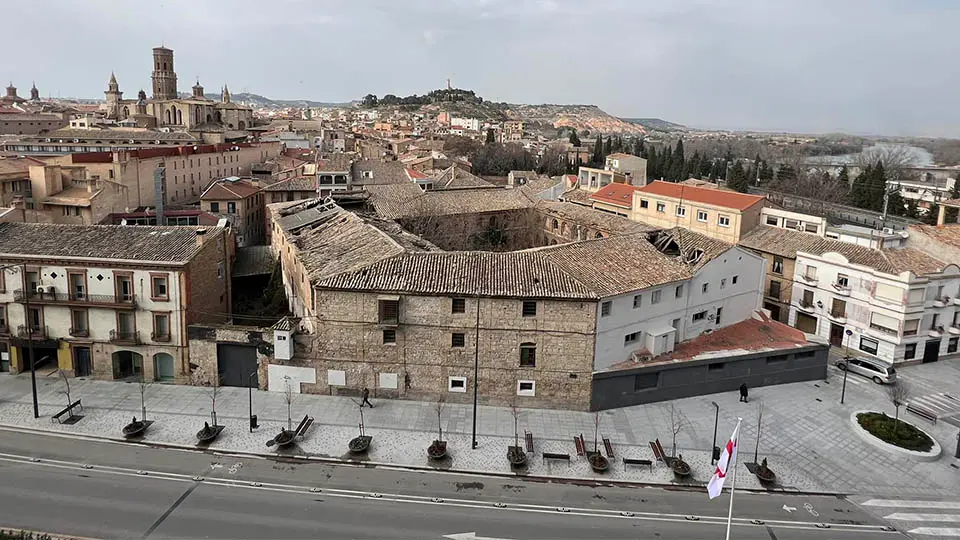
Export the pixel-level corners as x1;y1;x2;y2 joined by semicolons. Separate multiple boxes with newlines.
803;502;819;517
908;527;960;536
864;500;960;510
885;513;960;522
782;505;796;513
444;533;514;540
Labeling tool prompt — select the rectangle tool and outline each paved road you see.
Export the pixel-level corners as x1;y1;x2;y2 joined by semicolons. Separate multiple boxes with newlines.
0;428;901;540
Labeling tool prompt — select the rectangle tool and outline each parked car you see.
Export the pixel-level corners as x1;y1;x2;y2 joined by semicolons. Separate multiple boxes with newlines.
836;356;897;384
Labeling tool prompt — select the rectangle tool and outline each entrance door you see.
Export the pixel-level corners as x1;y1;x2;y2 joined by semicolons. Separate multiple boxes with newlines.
829;323;845;347
216;344;258;387
922;340;941;364
154;353;175;382
74;347;92;377
764;303;782;322
795;313;818;334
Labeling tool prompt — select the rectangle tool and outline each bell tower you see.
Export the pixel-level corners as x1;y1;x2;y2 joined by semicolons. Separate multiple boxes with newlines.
104;72;122;119
151;47;178;100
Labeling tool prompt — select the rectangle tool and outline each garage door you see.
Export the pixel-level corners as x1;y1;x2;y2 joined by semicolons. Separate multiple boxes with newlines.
217;344;258;388
795;313;818;334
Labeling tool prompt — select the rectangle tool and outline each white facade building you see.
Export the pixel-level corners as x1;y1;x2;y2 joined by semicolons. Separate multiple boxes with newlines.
789;249;960;365
450;117;481;131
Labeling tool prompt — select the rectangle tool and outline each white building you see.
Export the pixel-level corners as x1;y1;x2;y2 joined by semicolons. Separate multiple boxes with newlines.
789;248;960;365
890;174;957;212
450;117;481;131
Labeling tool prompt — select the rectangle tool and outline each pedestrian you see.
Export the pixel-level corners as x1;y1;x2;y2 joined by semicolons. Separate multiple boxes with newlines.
739;382;749;403
362;387;374;408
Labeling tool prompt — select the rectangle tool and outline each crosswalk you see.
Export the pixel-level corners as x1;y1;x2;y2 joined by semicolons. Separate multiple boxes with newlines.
863;499;960;537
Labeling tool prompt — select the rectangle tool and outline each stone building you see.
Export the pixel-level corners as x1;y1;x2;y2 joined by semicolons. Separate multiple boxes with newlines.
200;177;265;247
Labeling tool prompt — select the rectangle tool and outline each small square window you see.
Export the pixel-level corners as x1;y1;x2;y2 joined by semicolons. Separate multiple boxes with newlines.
718;215;731;227
517;380;536;396
624;331;641;345
693;311;707;322
601;301;612;317
675;284;683;298
656;202;666;213
651;290;661;304
633;294;642;308
639;199;649;209
702;283;709;293
521;300;537;317
451;297;466;313
732;275;738;285
720;278;727;289
904;343;917;360
519;342;536;367
382;329;396;344
451;332;466;347
676;205;686;217
210;202;220;213
697;210;708;222
448;376;467;393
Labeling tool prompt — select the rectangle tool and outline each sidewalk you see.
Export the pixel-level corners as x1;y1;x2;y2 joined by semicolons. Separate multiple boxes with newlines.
0;360;958;497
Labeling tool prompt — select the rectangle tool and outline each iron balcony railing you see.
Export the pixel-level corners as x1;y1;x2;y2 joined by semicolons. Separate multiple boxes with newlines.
109;330;139;344
16;325;47;339
14;289;136;307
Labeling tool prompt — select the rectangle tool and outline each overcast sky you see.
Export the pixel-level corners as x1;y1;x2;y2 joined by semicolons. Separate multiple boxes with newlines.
6;0;959;137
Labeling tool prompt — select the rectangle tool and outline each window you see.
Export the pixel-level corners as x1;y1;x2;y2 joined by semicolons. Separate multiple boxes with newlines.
517;380;536;397
152;313;170;341
720;278;727;289
859;336;879;356
718;215;731;227
676;205;686;217
948;337;959;354
552;219;559;230
675;284;684;298
772;256;784;274
521;301;537;317
651;290;662;304
382;329;396;344
601;301;612;317
708;362;725;372
448;376;467;393
70;309;88;336
874;282;902;303
210;202;220;213
801;289;814;308
693;311;707;322
633;294;642;308
451;333;466;348
702;283;709;294
68;271;85;300
519;342;537;367
836;274;849;288
117;311;135;333
732;275;738;285
217;262;224;279
870;312;899;336
451;298;466;314
831;298;846;318
624;331;642;345
784;219;799;229
227;202;236;214
715;307;722;324
634;372;658;391
697;210;708;222
765;215;778;226
378;299;399;324
656;202;666;213
804;224;819;234
115;273;133;302
767;354;788;366
904;343;917;360
639;199;649;209
151;274;168;300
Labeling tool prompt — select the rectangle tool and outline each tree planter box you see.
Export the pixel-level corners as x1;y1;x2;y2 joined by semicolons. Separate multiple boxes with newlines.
427;440;447;460
671;460;692;478
588;453;610;473
196;424;225;444
349;435;373;454
122;419;152;438
507;445;527;467
275;429;297;448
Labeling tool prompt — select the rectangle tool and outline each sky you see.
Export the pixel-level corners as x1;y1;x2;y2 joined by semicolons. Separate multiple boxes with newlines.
5;0;960;137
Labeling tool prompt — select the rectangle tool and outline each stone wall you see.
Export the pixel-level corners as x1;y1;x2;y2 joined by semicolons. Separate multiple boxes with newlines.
187;324;274;389
185;229;231;326
400;209;545;251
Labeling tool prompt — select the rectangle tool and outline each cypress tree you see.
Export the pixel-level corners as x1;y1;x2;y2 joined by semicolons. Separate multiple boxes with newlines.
728;161;749;193
591;134;604;166
568;129;580;147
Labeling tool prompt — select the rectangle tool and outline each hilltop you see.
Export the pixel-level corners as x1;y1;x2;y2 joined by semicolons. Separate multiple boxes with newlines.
229;92;352;109
622;117;688;132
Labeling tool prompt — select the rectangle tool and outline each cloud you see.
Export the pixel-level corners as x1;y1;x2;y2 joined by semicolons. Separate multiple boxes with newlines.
423;30;436;46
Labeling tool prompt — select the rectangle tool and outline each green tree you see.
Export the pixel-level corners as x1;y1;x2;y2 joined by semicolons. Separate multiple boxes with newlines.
759;160;773;182
728;161;749;193
945;176;960;222
837;165;850;187
869;161;888;212
485;128;495;144
850;164;873;209
904;198;920;219
668;138;685;181
591;134;604;166
568;129;581;147
922;203;941;225
603;136;612;156
361;94;378;108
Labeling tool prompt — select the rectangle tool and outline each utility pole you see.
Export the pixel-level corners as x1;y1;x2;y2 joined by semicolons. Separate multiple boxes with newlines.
4;263;40;419
471;294;481;450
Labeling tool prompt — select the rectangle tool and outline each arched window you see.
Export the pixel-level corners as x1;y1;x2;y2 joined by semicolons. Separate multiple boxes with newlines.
214;111;222;123
165;109;171;124
163;62;167;70
552;219;559;230
121;106;129;118
176;109;182;125
238;121;245;130
195;107;201;125
206;114;212;122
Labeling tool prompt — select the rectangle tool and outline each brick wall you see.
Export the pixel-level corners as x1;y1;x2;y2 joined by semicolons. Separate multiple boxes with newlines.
185;229;230;326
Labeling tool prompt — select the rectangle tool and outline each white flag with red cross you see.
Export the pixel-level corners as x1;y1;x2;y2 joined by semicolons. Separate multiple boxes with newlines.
707;422;740;499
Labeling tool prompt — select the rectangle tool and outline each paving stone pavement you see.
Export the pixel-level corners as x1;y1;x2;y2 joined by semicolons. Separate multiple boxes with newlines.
1;356;959;497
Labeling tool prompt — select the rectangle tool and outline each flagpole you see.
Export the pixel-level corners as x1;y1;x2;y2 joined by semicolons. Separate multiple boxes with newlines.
725;417;743;540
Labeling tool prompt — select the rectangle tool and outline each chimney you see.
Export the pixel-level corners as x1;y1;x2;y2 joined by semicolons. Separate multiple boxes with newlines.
195;227;207;248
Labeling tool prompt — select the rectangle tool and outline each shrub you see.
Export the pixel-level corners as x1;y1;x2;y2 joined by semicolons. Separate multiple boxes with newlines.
857;412;934;452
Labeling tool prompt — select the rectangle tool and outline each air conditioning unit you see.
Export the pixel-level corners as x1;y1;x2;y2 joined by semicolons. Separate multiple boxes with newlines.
36;286;45;294
882;227;894;234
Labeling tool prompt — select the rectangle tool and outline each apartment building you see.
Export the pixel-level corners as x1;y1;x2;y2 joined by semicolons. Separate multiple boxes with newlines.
200;177;265;247
789;247;958;364
0;222;231;380
632;181;767;243
605;153;648;186
589;183;638;217
0;157;44;206
577;166;627;193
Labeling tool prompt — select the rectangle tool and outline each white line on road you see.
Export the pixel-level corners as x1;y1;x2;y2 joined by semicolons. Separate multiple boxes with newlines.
907;527;960;536
865;500;960;510
885;513;960;522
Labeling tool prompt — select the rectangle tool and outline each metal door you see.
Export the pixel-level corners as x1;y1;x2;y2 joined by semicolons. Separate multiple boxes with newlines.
74;347;91;377
922;340;941;364
216;344;258;387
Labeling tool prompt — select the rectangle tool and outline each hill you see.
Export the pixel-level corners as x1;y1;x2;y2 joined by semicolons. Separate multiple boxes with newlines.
621;118;688;132
228;92;352;108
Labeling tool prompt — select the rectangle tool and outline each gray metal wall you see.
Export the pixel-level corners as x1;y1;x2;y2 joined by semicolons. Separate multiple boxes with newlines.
590;344;829;410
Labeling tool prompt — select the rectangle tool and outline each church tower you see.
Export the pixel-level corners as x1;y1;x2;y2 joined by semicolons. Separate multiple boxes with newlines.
151;47;178;100
105;72;122;119
192;79;204;99
221;84;231;103
136;89;147;115
30;82;39;101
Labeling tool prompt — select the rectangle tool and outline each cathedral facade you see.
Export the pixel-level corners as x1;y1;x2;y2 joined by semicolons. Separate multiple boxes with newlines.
104;47;253;132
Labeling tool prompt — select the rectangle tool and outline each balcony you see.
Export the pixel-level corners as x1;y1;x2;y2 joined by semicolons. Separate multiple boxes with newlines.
953;297;960;307
828;309;847;323
933;296;952;308
799;273;818;285
928;325;945;338
868;322;899;338
14;289;136;309
0;324;8;335
151;332;171;343
797;299;816;313
109;330;140;344
16;325;48;340
69;327;89;338
948;325;960;336
831;283;851;297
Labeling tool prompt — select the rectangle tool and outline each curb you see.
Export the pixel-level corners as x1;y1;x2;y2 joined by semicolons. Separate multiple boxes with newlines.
0;423;848;497
848;411;943;462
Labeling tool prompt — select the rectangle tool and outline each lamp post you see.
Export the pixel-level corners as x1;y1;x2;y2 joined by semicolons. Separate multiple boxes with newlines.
710;401;720;465
248;370;258;433
471;295;481;450
841;329;852;405
2;263;38;418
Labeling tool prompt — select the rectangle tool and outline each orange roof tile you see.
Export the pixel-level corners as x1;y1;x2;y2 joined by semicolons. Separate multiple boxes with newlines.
405;168;429;180
201;178;262;200
637;181;766;211
590;183;639;208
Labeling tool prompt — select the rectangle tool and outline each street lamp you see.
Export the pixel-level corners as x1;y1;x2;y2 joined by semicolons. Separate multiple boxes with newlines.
841;329;853;405
710;401;720;465
2;263;38;419
248;370;259;432
471;295;481;450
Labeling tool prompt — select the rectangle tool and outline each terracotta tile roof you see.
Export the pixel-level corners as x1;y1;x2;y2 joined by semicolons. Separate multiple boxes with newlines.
352;160;409;185
0;222;216;263
201;178;262;200
637;181;766;211
366;185;532;219
910;224;960;249
606;152;638;159
434;165;492;188
740;225;948;276
405;168;429;180
317;153;354;172
27;128;197;142
536;201;654;236
590;183;639;208
263;175;317;192
560;188;594;206
0;156;44;176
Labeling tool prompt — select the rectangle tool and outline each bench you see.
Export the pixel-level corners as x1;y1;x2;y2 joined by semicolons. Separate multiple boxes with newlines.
623;457;653;471
650;439;674;466
52;399;83;424
542;452;571;464
294;414;314;438
573;434;586;457
906;403;938;424
524;430;534;454
603;437;615;458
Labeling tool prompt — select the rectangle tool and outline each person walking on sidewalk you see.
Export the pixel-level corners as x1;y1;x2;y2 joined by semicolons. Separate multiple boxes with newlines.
739;382;749;403
361;387;374;408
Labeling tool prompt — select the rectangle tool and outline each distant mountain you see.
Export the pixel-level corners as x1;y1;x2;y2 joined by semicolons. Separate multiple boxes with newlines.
227;92;353;108
621;118;688;132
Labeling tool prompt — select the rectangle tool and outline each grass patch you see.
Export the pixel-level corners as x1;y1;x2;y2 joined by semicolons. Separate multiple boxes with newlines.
857;412;934;452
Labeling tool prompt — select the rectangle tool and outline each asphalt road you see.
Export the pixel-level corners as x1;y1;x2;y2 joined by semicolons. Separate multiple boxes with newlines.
0;428;902;540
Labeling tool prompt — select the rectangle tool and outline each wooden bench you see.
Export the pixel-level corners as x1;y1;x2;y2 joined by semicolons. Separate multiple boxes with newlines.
649;439;674;466
623;457;653;471
524;430;534;454
51;399;83;424
294;414;314;438
573;434;586;457
542;452;571;464
906;403;938;424
603;437;615;458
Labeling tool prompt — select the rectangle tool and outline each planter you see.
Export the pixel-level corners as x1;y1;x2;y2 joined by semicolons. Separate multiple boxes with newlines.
427;440;447;460
507;445;527;467
275;429;297;448
588;453;610;473
671;459;692;478
755;462;776;484
849;411;942;462
122;418;148;438
196;423;224;443
349;435;373;454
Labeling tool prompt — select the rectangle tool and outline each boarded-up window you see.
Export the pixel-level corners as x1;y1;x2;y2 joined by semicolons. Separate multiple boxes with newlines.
378;299;399;324
870;312;900;336
875;283;903;303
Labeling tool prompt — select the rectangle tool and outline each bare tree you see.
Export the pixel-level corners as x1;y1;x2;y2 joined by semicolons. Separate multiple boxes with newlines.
191;367;222;426
56;369;72;410
401;192;447;242
510;400;521;450
283;376;295;431
669;404;689;458
138;369;151;422
434;395;446;443
854;144;918;182
887;381;911;435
